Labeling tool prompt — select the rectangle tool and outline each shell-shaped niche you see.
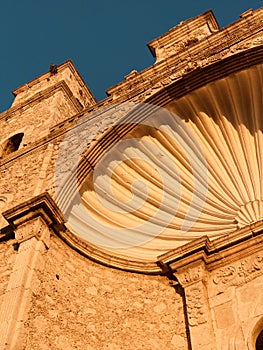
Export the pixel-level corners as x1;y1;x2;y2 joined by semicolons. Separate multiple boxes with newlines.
58;63;263;263
168;63;263;233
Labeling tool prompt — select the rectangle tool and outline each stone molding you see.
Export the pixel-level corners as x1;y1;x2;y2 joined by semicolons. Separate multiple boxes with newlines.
3;194;162;275
212;252;263;293
106;8;263;99
58;227;162;274
158;223;263;349
12;60;96;107
3;192;65;233
158;221;263;272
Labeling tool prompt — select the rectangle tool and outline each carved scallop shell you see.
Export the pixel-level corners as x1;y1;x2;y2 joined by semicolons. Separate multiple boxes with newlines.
56;63;263;262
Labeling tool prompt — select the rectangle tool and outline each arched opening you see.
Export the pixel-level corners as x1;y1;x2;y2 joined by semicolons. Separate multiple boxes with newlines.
256;329;263;350
0;133;24;159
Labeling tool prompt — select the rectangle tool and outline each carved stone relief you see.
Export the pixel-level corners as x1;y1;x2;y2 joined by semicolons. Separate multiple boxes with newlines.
176;265;207;287
185;283;207;327
213;253;263;292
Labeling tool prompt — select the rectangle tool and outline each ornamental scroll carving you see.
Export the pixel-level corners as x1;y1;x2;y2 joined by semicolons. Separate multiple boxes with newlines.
185;284;207;327
175;264;209;327
213;253;263;290
177;265;206;286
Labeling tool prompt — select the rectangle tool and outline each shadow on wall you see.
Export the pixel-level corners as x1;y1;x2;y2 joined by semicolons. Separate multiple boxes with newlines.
0;133;24;159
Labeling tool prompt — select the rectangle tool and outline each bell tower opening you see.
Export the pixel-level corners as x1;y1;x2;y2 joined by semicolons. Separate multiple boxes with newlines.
0;133;24;159
256;329;263;350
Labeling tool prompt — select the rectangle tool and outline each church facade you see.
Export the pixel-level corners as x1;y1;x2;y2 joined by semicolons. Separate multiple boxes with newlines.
0;8;263;350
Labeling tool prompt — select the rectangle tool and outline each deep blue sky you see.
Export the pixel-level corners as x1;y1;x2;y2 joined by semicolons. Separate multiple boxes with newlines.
0;1;262;111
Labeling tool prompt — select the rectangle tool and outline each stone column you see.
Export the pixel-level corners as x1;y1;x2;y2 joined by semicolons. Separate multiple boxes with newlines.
0;193;64;350
174;261;217;350
158;225;263;350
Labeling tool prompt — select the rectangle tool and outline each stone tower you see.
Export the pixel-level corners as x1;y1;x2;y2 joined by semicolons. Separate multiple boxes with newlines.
0;8;263;350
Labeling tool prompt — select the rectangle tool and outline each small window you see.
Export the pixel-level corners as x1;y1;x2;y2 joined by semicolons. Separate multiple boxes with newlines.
256;329;263;350
0;133;24;159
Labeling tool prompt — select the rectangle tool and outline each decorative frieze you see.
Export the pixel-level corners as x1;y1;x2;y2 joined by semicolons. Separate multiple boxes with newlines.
213;253;263;291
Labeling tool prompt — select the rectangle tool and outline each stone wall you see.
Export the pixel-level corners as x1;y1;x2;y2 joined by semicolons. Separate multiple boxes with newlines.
1;9;263;349
22;235;188;350
0;60;96;163
0;147;47;223
208;253;263;348
0;240;16;302
11;61;95;109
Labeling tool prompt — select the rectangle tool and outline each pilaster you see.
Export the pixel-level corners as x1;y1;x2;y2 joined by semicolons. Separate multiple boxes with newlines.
158;224;263;350
174;261;217;350
0;193;64;350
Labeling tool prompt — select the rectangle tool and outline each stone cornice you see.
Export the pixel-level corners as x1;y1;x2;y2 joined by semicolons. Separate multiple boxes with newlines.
1;193;162;274
0;80;83;123
158;221;263;273
2;192;65;232
147;10;219;58
106;7;263;100
12;59;96;105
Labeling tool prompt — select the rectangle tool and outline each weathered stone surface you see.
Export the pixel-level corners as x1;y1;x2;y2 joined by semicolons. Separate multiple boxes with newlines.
0;241;16;300
1;7;263;350
23;236;187;349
